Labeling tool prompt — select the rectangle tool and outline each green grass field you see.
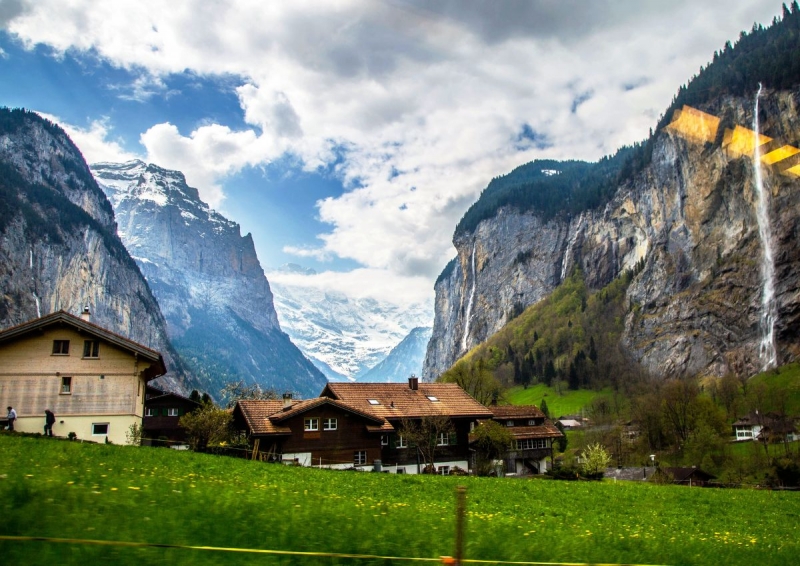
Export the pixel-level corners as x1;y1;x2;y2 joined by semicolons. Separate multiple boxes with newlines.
505;384;610;417
1;435;798;566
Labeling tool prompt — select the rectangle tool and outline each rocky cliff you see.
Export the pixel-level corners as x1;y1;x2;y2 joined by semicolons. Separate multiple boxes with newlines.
91;161;327;398
424;89;800;381
0;109;191;392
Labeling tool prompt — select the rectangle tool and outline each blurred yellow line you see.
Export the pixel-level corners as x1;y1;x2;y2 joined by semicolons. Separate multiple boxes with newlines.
0;535;669;566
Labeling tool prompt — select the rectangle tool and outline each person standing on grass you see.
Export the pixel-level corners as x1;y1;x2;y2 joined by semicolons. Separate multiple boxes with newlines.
44;409;55;436
6;406;16;431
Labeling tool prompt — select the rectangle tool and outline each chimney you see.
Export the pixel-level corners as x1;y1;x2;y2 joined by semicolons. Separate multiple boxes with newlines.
282;392;293;410
408;376;419;391
80;306;91;321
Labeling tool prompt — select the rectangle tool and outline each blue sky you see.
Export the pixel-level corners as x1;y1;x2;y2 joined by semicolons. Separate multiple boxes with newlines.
0;1;783;308
0;33;354;272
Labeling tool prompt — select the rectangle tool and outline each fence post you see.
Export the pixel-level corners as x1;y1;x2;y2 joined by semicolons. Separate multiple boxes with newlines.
454;486;466;566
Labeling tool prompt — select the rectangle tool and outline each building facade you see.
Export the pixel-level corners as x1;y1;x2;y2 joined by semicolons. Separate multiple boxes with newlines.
0;310;166;444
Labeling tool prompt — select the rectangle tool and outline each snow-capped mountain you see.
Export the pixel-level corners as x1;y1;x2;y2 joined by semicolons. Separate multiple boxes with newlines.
358;327;432;382
91;160;327;398
267;264;433;381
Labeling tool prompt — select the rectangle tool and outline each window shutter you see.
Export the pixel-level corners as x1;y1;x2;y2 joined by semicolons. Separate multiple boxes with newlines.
162;408;169;416
179;408;184;416
449;431;457;445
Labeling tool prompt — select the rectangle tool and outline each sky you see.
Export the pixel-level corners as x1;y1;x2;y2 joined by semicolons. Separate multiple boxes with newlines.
0;0;783;312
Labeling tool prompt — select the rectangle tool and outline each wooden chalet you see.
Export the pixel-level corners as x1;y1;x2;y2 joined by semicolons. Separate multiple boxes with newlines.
142;385;201;445
483;405;563;475
233;394;390;469
233;378;494;474
321;377;493;474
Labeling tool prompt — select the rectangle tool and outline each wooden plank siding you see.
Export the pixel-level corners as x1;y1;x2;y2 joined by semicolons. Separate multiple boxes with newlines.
0;311;166;444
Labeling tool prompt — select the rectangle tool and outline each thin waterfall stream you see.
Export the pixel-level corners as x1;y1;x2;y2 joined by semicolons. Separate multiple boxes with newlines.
753;83;778;370
461;243;476;353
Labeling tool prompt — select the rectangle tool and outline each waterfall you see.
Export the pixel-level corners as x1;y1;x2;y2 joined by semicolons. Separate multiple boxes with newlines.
461;243;477;353
30;248;41;318
561;213;584;282
753;83;777;370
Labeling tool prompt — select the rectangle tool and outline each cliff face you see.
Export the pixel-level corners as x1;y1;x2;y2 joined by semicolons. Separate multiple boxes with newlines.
0;109;190;392
91;161;327;398
423;90;800;381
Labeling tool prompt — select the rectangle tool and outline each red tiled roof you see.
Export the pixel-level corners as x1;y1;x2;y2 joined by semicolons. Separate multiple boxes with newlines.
489;405;546;419
236;400;290;435
271;397;385;425
322;382;493;420
236;397;391;435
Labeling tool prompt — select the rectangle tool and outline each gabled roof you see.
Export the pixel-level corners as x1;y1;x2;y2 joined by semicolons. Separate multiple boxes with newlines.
145;391;202;406
235;397;392;436
235;400;288;435
489;405;546;419
0;310;167;378
505;423;563;440
321;382;493;420
658;467;716;482
271;397;386;426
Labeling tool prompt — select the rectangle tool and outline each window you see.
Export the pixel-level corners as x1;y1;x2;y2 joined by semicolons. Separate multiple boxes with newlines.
60;376;72;394
439;466;450;476
517;439;549;450
368;399;380;405
304;418;319;431
437;432;450;446
323;418;337;431
426;396;439;402
395;435;407;449
528;420;536;426
381;435;389;446
92;423;109;436
145;407;156;417
354;451;367;465
83;340;100;358
506;420;514;427
396;467;405;474
52;340;70;355
167;408;179;417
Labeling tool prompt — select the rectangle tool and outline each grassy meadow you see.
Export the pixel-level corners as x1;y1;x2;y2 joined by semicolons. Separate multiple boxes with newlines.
1;435;798;566
505;383;610;417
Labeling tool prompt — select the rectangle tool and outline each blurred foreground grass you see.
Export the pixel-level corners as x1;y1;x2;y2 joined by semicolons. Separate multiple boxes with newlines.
0;434;797;565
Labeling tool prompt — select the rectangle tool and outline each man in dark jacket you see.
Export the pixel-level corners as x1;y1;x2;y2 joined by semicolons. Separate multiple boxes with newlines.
44;409;55;436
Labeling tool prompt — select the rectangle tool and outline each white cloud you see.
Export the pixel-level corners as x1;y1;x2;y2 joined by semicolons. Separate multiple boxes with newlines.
281;245;332;263
38;113;139;164
7;1;785;305
267;267;433;308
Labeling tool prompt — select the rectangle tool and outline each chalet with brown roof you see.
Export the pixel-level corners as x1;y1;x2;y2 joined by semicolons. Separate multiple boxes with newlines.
483;405;563;475
0;310;166;444
234;378;494;473
321;377;493;474
232;393;389;469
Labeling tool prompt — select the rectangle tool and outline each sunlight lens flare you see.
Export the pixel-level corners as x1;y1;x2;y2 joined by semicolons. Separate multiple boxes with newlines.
665;105;720;144
666;105;800;178
723;125;772;158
